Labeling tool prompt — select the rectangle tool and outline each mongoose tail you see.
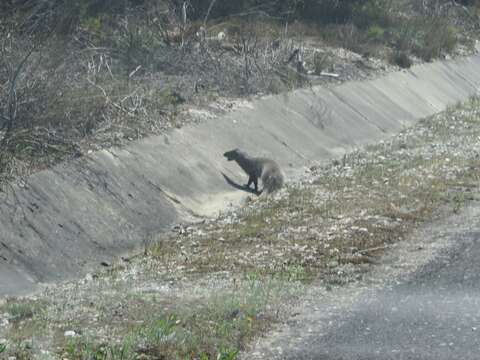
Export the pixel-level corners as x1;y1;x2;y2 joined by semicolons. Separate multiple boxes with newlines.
223;149;284;194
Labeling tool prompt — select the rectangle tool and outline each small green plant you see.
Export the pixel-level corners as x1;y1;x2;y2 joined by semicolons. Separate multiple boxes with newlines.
367;25;385;42
313;51;334;74
218;346;239;360
64;338;97;359
390;51;412;68
199;353;210;360
81;16;103;35
6;302;36;321
353;0;394;29
413;20;458;61
139;314;178;345
64;337;136;360
64;339;76;357
279;264;309;282
0;343;6;353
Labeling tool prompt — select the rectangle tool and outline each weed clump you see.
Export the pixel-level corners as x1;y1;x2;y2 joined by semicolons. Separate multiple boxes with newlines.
390;51;412;68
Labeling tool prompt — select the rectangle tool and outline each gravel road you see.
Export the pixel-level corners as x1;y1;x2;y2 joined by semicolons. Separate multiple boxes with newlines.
244;199;480;360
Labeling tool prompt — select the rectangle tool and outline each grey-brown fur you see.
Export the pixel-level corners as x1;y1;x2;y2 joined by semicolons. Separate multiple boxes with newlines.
223;149;284;194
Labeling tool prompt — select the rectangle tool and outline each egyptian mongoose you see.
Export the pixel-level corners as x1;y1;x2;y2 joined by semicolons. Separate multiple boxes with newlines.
223;149;284;194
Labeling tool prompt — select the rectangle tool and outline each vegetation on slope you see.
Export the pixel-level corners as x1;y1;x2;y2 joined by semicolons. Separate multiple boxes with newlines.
1;0;480;185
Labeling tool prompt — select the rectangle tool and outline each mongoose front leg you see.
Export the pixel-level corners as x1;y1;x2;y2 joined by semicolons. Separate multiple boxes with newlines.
246;176;252;188
253;177;259;193
246;176;259;193
246;175;255;189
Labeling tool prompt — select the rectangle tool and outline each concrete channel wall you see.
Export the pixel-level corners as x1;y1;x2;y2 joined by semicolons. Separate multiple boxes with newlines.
2;53;480;296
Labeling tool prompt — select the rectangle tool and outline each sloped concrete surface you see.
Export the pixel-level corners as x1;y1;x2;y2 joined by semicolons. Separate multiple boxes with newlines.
2;54;480;296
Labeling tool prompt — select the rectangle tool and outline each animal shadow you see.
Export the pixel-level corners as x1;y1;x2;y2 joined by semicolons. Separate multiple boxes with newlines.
221;172;261;195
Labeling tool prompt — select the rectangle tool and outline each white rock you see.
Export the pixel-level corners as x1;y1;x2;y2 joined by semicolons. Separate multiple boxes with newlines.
64;330;76;337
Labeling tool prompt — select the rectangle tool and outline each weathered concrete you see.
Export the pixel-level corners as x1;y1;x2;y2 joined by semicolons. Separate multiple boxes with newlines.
2;53;480;296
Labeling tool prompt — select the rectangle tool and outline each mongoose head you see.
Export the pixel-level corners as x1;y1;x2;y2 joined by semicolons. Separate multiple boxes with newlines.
223;149;241;161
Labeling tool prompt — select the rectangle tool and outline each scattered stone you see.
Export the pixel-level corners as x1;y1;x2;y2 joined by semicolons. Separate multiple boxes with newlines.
327;260;339;268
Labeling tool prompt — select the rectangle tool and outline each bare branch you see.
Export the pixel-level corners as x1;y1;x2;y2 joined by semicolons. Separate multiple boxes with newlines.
203;0;217;26
3;45;36;132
